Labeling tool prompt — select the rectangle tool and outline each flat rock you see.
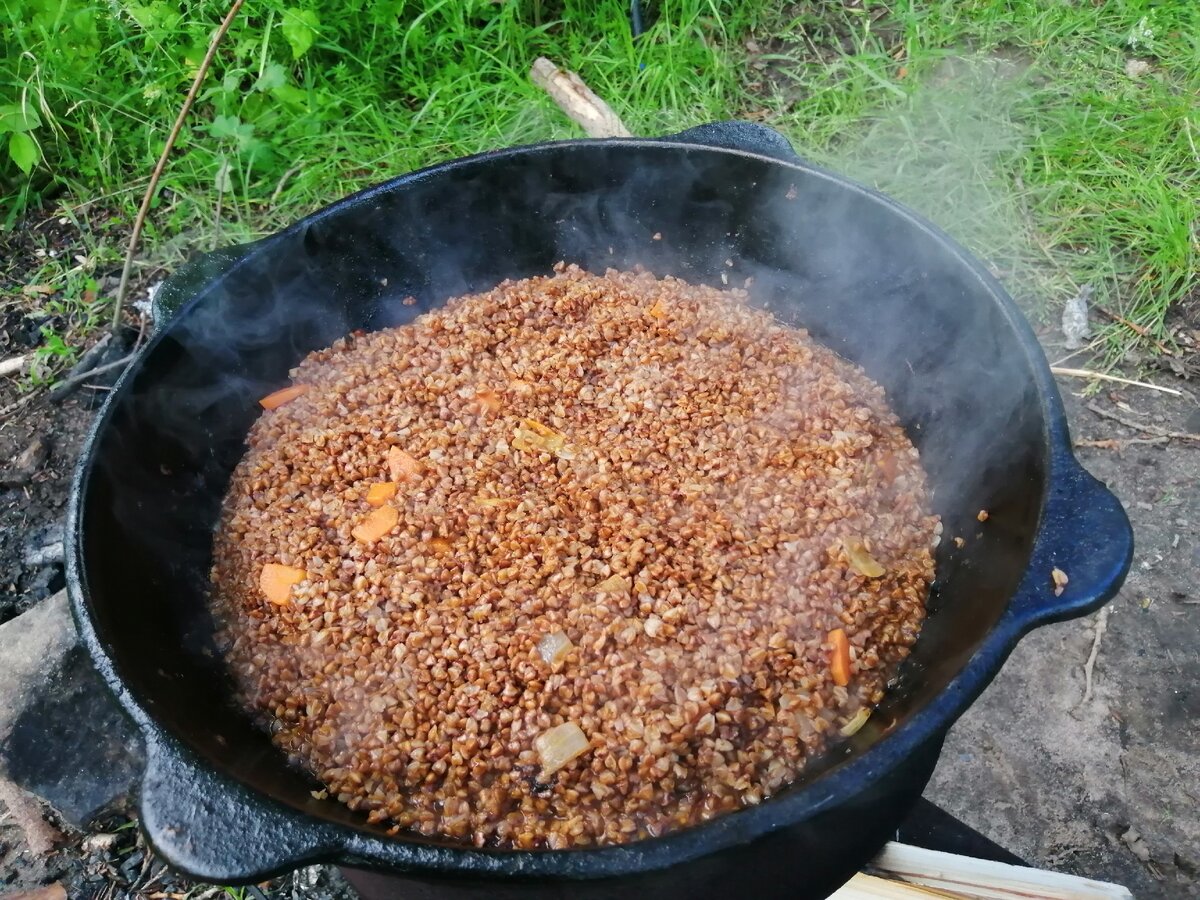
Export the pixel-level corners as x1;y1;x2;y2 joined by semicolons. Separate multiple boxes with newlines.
0;591;143;827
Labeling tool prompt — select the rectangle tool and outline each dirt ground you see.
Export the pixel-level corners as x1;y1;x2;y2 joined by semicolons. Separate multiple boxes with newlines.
1;217;1197;896
929;373;1200;898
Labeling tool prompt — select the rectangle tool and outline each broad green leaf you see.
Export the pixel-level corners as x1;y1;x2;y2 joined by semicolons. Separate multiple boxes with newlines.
270;83;308;106
282;9;320;60
209;115;257;151
209;114;242;140
254;63;288;93
9;131;39;174
0;104;42;134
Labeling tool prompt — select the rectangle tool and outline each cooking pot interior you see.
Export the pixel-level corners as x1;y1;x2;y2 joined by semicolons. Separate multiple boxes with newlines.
79;143;1044;836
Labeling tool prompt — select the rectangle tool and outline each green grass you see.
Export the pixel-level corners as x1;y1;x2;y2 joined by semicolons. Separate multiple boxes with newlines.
746;0;1200;359
2;0;1196;376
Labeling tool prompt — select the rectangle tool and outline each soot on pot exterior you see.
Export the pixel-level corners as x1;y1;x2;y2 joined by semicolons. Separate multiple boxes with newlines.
66;122;1132;898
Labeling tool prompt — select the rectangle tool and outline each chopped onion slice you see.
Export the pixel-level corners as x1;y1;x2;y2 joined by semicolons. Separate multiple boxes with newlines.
839;708;871;737
535;722;591;778
537;630;573;666
594;573;630;593
513;418;574;459
1051;567;1069;597
843;537;884;578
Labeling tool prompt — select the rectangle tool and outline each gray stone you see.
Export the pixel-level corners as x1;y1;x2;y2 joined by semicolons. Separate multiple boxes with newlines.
291;865;360;900
0;591;143;827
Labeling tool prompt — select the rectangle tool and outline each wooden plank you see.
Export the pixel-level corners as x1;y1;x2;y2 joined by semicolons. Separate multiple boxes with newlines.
865;842;1133;900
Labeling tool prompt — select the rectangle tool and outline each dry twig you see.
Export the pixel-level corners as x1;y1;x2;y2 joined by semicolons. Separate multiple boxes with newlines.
0;355;28;378
111;0;245;332
1085;402;1200;443
1094;307;1173;356
1078;607;1110;709
46;353;136;401
1051;366;1182;397
1074;437;1168;451
531;57;632;138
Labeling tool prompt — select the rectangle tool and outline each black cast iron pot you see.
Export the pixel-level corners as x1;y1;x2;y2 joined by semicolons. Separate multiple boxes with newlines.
66;122;1132;899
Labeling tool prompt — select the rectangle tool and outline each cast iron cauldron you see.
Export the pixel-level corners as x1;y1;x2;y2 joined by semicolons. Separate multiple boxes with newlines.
66;123;1132;899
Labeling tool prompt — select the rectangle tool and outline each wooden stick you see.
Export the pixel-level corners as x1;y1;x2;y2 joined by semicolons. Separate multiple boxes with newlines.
111;0;245;332
1086;402;1200;442
530;57;632;138
0;355;27;378
1050;366;1183;397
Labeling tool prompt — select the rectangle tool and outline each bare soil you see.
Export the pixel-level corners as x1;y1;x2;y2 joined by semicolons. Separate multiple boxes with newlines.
929;350;1200;898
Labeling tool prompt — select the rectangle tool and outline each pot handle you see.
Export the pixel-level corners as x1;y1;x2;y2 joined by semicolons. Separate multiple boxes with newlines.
138;734;344;884
664;121;806;166
1005;454;1133;631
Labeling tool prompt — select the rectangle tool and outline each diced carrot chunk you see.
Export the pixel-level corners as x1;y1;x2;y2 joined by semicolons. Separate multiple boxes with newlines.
474;388;502;414
648;300;667;319
388;446;422;482
877;451;898;482
829;628;851;686
427;537;453;554
260;563;305;605
259;384;310;410
365;482;398;507
352;505;398;544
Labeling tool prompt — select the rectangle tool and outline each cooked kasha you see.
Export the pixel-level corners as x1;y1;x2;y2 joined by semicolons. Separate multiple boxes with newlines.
210;264;939;849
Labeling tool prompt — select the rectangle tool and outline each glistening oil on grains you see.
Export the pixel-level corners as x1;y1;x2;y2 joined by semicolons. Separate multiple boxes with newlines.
209;265;939;849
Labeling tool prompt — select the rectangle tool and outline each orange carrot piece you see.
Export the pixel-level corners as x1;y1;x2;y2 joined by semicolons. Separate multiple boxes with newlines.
474;388;502;414
877;451;898;482
427;537;453;554
829;628;851;686
388;446;422;482
259;384;310;410
647;300;667;319
260;563;305;605
352;505;398;544
365;482;398;507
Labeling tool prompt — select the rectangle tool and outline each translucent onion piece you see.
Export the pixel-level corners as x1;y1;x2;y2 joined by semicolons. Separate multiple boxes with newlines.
1051;567;1069;597
535;722;591;778
594;574;630;593
839;708;872;737
476;497;514;509
843;537;884;578
512;418;573;458
537;630;573;666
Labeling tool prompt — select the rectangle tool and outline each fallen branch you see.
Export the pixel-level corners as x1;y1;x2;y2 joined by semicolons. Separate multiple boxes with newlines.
1085;402;1200;443
1074;436;1168;451
47;353;136;402
1094;307;1172;356
0;355;27;378
1050;366;1183;397
1077;606;1110;709
531;57;632;138
111;0;245;333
